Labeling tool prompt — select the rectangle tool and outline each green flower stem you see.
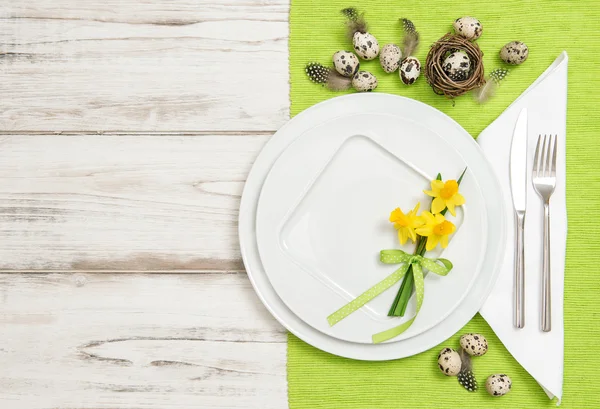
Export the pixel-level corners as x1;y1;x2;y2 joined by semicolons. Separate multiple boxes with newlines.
387;235;427;317
399;237;428;315
395;268;414;316
387;266;412;316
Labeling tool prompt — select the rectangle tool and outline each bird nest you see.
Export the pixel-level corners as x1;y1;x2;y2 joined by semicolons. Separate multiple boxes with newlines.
425;33;485;98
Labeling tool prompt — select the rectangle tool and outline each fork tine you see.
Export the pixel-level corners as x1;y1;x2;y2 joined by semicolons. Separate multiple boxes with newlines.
541;134;549;176
546;135;554;177
533;134;542;176
551;134;557;176
548;135;553;175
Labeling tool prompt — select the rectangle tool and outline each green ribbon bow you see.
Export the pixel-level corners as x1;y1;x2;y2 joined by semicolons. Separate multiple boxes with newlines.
327;249;452;344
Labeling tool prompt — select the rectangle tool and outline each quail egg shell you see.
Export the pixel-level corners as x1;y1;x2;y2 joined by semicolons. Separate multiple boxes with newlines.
437;347;462;376
333;51;360;77
453;16;483;40
399;56;421;85
353;32;380;60
486;374;512;396
352;70;378;92
500;41;529;65
460;333;488;356
443;50;471;81
379;44;402;73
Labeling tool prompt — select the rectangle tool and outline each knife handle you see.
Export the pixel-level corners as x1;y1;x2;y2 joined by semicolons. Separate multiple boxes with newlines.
514;211;525;329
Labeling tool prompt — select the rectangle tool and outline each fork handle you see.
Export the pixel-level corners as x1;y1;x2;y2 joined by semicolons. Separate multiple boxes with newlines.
514;211;525;329
542;201;552;332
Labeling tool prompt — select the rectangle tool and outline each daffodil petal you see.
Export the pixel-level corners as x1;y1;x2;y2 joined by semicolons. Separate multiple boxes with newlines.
447;221;457;234
434;213;446;223
441;234;449;248
399;228;409;245
408;228;417;242
414;216;425;227
423;189;436;197
446;201;456;217
431;180;445;190
453;193;466;206
421;211;435;223
431;197;446;214
426;235;439;251
415;226;433;236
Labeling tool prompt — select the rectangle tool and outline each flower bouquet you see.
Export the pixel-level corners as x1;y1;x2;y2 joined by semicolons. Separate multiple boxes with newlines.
327;169;466;343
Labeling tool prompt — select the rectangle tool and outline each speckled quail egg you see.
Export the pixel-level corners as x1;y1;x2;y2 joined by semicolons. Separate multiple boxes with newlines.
353;32;380;60
460;333;488;356
500;41;529;65
332;51;360;77
443;50;471;81
379;44;402;73
486;374;512;396
399;56;421;85
453;16;483;40
352;70;378;92
437;347;462;376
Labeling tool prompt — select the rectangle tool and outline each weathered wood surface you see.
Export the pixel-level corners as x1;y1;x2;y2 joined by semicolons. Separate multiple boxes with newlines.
1;1;291;407
0;0;290;131
0;273;287;409
0;133;271;271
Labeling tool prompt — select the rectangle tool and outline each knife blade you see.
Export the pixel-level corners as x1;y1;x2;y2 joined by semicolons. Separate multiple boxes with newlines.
510;108;527;329
510;108;528;211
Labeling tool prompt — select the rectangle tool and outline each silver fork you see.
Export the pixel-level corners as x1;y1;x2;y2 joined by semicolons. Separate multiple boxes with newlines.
532;134;557;332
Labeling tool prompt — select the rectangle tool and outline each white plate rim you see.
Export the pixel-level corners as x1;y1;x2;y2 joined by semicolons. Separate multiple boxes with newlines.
239;93;507;360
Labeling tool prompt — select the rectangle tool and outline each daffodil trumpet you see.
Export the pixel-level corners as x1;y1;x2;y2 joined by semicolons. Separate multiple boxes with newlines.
326;168;467;343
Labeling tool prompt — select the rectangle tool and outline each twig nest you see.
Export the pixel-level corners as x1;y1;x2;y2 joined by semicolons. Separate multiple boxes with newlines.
380;44;402;73
437;347;462;376
425;33;485;98
460;333;488;356
333;51;360;77
352;70;378;92
453;17;482;40
353;32;379;60
399;56;421;85
485;374;512;396
500;41;529;65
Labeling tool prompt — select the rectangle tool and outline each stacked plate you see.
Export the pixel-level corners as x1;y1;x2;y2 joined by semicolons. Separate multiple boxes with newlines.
239;94;506;360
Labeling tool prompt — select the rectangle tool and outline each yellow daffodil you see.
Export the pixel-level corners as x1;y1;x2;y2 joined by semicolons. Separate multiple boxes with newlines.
424;179;465;216
415;211;456;251
389;203;424;245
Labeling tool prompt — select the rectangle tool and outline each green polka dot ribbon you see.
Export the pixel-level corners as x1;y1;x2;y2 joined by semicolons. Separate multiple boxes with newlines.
326;249;452;344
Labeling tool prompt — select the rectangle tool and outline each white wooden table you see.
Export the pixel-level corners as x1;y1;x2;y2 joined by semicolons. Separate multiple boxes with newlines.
0;1;290;407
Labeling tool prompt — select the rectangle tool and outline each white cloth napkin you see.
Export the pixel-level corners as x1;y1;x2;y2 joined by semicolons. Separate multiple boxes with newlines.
478;52;568;404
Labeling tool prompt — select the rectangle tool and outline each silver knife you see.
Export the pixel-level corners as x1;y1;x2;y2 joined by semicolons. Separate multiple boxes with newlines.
510;108;528;329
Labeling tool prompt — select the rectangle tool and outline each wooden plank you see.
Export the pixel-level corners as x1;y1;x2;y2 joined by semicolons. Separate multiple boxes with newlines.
0;0;289;131
0;272;287;409
0;133;270;271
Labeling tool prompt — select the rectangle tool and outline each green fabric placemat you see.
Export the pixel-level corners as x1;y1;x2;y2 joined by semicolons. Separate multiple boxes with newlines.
288;1;600;407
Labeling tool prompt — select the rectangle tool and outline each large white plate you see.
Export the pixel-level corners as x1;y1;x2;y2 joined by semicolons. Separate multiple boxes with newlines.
255;114;488;344
239;94;506;360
